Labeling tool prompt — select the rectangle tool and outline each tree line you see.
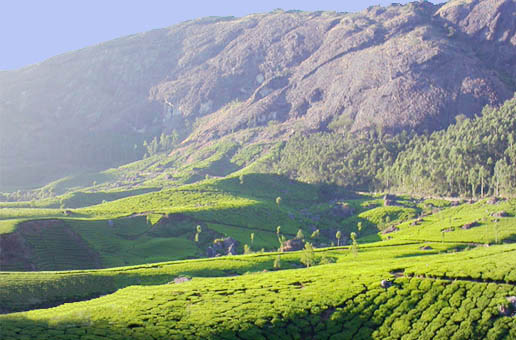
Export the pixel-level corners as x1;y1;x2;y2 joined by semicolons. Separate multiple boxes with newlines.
275;95;516;198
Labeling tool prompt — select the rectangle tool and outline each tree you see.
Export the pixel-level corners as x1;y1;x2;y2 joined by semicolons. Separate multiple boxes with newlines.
243;244;252;255
300;242;315;268
479;166;489;198
311;229;320;239
494;159;510;196
469;167;480;198
273;255;281;269
357;222;363;235
350;232;359;255
195;225;202;243
278;234;286;250
296;229;304;240
276;226;283;248
336;230;342;246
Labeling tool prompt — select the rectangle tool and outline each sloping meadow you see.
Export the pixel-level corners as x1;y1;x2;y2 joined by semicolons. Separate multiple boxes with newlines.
2;242;516;339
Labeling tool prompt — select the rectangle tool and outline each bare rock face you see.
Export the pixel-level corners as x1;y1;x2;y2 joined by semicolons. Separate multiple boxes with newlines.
331;202;354;218
437;0;516;47
461;221;480;230
499;296;516;316
381;279;393;288
487;197;499;205
384;194;398;207
492;211;508;218
207;237;239;257
280;238;305;252
381;225;399;234
1;1;515;189
173;276;191;284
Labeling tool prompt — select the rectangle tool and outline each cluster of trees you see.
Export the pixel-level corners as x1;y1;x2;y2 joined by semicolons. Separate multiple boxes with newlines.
143;131;179;157
275;128;412;190
381;97;516;197
275;95;516;198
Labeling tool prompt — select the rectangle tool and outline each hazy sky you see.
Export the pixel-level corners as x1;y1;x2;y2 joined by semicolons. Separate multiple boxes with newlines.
1;0;446;70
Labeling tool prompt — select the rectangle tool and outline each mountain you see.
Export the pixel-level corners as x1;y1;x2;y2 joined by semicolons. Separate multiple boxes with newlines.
1;0;515;191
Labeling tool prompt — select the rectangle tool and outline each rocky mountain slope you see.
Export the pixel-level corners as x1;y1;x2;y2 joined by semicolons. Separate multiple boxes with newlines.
1;0;514;190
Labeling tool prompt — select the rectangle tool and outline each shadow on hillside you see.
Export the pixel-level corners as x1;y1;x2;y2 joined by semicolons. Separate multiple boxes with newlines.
0;302;376;340
395;252;439;258
209;173;361;202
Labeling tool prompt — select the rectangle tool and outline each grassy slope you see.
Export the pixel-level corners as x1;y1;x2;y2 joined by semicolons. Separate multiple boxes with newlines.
385;198;516;244
1;174;367;270
3;176;516;272
1;242;516;339
2;177;516;338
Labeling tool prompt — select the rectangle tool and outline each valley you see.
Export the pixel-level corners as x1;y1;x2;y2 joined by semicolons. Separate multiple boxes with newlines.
1;0;516;338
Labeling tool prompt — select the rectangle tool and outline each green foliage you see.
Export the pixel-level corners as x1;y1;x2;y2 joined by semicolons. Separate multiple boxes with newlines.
385;198;516;245
276;130;412;190
336;230;342;246
2;242;516;339
143;131;179;157
296;229;305;240
244;244;253;255
359;206;417;230
350;232;359;256
300;242;315;268
383;97;516;197
2;176;516;339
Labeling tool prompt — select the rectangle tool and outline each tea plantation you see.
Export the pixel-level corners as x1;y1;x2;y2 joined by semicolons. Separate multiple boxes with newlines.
1;175;516;339
1;243;516;339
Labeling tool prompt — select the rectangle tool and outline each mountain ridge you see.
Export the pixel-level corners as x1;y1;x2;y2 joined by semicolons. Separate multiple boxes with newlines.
1;0;515;190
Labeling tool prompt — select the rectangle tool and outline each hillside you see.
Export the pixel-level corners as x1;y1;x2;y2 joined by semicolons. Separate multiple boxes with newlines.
0;174;359;270
382;95;516;196
2;1;516;338
1;198;516;338
1;0;515;190
2;140;516;338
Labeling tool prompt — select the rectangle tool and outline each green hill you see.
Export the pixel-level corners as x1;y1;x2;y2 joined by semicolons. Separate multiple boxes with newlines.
1;240;516;339
1;174;372;270
2;173;516;338
1;1;516;338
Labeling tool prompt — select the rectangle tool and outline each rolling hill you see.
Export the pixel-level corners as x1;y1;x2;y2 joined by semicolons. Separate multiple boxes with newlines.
1;196;516;338
1;1;516;338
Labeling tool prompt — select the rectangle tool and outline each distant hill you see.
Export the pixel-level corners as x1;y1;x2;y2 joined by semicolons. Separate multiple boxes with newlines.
1;0;515;190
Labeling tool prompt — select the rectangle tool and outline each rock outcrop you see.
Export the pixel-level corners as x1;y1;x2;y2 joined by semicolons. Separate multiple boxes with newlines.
280;238;305;252
206;237;239;257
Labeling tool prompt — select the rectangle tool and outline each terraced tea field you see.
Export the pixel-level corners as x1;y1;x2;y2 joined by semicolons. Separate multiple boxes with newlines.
1;175;516;339
2;242;516;339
